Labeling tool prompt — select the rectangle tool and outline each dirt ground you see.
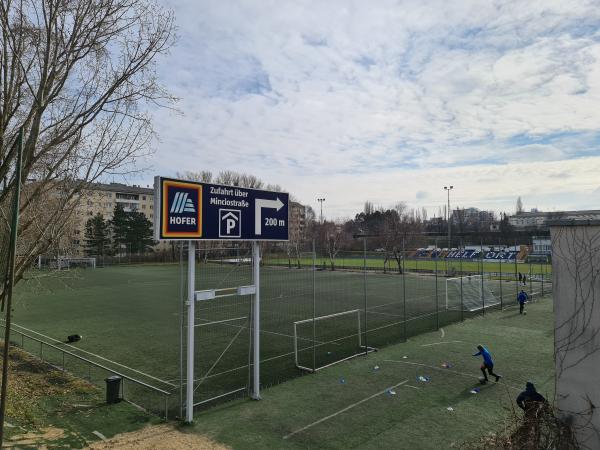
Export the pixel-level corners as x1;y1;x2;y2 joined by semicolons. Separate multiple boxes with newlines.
85;424;230;450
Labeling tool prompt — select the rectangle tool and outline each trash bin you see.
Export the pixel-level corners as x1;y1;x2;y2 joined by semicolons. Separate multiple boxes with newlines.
105;375;122;404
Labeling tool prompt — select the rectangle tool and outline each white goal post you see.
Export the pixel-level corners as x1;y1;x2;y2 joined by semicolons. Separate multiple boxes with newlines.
293;309;376;373
445;274;500;312
39;256;96;270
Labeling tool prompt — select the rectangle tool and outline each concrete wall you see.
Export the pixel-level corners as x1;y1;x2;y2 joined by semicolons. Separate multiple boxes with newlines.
551;222;600;449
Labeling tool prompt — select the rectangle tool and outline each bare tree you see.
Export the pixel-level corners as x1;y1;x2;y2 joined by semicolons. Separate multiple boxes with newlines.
0;0;176;295
318;220;349;271
381;202;423;273
176;170;213;183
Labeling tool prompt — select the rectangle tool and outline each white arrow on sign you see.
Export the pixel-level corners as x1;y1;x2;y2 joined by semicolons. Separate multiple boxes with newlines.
255;197;284;235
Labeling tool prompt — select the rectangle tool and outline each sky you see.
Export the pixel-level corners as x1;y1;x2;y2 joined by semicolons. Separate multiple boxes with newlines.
135;0;600;220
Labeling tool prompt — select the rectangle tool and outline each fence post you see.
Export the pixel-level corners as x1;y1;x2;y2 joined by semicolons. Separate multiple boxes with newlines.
459;239;463;321
363;237;368;355
514;239;519;307
312;239;316;372
480;240;485;315
434;239;439;330
402;238;407;341
499;246;503;309
541;260;544;296
529;259;533;299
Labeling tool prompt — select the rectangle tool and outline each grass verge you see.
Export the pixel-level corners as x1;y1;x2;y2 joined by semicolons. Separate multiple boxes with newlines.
1;345;158;448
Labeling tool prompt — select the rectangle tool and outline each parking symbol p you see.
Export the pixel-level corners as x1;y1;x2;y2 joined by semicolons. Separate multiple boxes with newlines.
219;209;241;238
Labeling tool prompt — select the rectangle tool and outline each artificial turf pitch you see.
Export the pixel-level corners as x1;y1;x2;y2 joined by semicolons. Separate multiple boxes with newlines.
189;298;554;449
10;263;548;415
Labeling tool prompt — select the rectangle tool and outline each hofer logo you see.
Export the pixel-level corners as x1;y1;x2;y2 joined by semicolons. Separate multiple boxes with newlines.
170;192;196;214
160;179;202;239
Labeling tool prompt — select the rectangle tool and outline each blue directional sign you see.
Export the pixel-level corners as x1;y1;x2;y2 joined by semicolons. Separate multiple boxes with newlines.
154;176;289;241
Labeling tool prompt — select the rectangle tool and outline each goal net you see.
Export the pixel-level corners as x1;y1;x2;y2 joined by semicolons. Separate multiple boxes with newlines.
39;256;96;270
293;309;376;372
446;275;500;312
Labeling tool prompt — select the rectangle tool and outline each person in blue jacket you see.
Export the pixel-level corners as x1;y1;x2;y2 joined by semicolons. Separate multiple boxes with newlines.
473;344;502;383
517;290;529;314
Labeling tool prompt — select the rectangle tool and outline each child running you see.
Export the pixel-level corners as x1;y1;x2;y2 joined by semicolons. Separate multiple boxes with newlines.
473;344;502;383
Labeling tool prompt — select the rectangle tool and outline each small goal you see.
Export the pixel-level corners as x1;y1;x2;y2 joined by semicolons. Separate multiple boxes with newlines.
446;275;500;312
39;256;96;270
293;309;377;373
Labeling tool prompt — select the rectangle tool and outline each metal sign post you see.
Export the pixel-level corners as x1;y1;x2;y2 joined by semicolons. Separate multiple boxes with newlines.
153;177;288;423
186;240;195;423
252;241;261;400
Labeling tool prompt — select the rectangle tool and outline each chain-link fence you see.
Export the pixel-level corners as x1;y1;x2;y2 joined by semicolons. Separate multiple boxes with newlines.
189;237;552;414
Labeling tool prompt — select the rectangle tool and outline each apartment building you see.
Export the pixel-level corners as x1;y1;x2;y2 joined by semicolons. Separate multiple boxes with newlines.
70;182;156;255
289;201;307;242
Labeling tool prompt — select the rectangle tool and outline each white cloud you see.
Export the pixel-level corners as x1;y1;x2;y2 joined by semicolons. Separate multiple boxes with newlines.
144;0;600;218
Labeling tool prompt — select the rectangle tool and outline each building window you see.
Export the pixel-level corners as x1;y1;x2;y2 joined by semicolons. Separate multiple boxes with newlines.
143;196;146;200
142;204;146;209
116;193;139;200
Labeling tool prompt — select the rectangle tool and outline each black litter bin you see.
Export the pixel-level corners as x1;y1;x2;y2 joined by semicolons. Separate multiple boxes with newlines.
105;375;122;404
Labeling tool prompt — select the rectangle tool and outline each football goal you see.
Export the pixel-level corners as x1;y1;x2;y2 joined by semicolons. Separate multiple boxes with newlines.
446;275;500;312
293;309;376;373
39;256;96;270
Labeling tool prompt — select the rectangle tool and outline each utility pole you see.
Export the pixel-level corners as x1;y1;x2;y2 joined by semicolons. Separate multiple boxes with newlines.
317;198;325;224
444;186;453;247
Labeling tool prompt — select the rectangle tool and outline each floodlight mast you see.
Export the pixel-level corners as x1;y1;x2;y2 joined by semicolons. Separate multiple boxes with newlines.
317;198;325;223
444;186;454;247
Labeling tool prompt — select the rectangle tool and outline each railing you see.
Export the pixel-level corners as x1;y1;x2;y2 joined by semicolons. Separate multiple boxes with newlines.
1;323;173;420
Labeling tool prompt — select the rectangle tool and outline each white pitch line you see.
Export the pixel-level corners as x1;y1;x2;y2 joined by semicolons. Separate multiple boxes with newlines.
283;379;408;440
383;359;522;391
92;431;107;441
420;340;463;347
403;384;420;390
440;328;445;339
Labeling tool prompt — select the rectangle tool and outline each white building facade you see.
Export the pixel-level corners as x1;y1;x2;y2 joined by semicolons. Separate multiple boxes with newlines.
550;220;600;448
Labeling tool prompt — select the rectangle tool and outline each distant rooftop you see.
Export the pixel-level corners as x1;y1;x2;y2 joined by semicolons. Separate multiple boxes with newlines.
514;209;600;217
88;182;153;195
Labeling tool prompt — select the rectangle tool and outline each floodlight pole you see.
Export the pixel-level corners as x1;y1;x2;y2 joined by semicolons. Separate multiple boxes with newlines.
185;240;196;423
252;241;261;400
317;198;325;224
444;186;453;246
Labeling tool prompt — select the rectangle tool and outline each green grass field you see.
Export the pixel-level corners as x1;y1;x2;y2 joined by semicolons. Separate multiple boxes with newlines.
10;262;549;416
189;298;555;449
